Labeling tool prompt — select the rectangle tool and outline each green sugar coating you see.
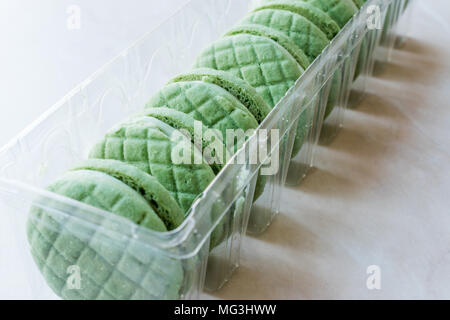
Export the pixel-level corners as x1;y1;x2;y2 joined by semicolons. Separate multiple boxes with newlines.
27;169;184;300
194;33;303;108
252;0;340;40
302;0;358;28
140;107;229;175
72;159;185;230
226;24;311;70
89;117;216;214
241;8;330;62
170;68;271;124
145;81;259;154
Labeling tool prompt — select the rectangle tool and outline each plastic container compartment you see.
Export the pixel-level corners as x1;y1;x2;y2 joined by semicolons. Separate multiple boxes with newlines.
250;0;413;229
352;0;414;104
374;0;406;73
286;0;396;187
0;0;413;299
319;0;400;143
395;0;416;48
349;2;388;107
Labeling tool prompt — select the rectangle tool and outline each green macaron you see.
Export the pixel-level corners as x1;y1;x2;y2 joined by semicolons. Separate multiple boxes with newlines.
89;117;216;214
27;168;184;300
145;81;259;154
136;108;246;250
252;0;340;40
302;0;358;28
300;1;365;80
224;22;321;158
194;33;303;109
170;68;272;124
145;81;267;202
226;24;311;70
140;107;229;175
72;159;185;229
240;8;330;62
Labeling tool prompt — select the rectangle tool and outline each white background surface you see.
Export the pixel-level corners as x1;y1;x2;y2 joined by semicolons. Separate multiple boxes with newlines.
1;0;450;299
0;0;188;147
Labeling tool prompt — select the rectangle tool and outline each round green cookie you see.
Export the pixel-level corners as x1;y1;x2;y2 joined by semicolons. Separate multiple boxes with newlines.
252;0;340;40
89;116;216;214
240;8;330;62
72;159;185;230
301;0;358;116
27;169;184;300
136;108;232;249
226;24;311;70
224;23;318;159
194;33;303;109
141;107;229;175
145;81;266;202
170;68;271;124
145;80;259;154
225;24;316;158
302;0;358;28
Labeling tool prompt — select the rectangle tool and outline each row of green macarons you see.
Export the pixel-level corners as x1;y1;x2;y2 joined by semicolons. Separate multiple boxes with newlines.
28;0;367;300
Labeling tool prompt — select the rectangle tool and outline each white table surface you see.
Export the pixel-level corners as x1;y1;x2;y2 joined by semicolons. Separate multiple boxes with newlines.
1;0;450;299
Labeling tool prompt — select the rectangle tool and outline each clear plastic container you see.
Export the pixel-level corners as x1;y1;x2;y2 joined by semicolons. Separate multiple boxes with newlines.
287;0;394;186
395;0;416;48
373;0;406;74
0;0;413;299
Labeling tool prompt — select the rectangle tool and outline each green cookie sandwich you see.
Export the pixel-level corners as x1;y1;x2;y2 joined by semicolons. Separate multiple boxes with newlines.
89;116;216;214
27;161;185;300
226;24;311;70
170;68;271;124
137;108;250;250
194;33;303;108
252;0;340;40
239;8;330;62
141;107;229;174
301;0;358;28
145;81;259;154
145;81;266;202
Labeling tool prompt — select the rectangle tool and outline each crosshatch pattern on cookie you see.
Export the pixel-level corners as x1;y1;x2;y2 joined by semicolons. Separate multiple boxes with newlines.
194;34;302;108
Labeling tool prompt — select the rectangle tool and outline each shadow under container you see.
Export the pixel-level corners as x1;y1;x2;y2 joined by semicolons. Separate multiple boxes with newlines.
247;0;406;233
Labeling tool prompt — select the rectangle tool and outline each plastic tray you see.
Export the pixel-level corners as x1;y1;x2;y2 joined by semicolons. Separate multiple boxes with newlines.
0;0;413;299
